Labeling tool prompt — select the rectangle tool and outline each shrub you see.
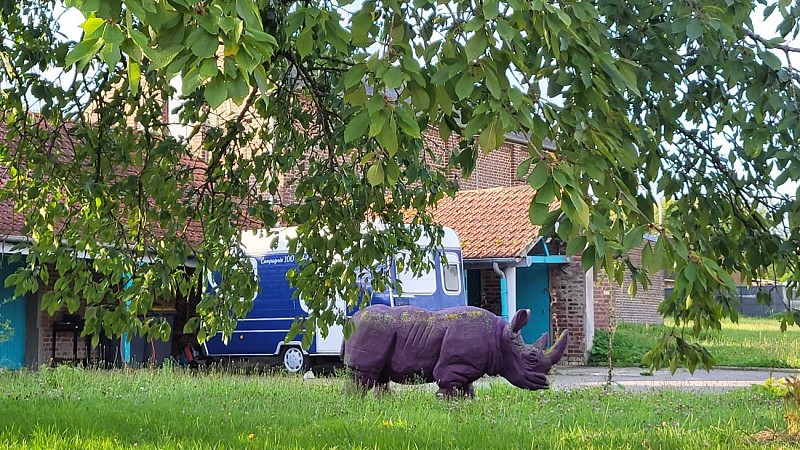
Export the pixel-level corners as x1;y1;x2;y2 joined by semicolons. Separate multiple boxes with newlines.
588;329;653;366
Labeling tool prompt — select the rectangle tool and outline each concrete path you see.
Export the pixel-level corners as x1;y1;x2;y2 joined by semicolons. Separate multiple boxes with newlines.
547;366;799;392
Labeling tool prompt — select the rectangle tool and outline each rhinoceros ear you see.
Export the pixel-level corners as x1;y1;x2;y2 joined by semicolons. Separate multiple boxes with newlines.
510;309;530;333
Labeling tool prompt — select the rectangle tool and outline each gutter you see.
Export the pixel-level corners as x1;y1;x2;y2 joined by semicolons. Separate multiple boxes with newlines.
1;235;31;255
0;234;200;267
493;262;508;321
464;257;526;268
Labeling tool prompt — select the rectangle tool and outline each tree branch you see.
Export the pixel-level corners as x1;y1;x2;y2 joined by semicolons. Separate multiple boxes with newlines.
743;29;800;54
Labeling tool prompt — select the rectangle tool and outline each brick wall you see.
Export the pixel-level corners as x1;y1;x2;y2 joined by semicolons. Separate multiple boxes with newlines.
593;271;613;331
479;269;503;316
592;244;665;326
36;266;99;365
34;265;187;367
38;309;97;364
549;263;590;365
420;128;530;191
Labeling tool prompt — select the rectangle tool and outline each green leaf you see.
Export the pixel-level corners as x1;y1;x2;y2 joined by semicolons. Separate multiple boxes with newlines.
566;235;587;256
182;66;203;95
528;201;551;225
102;24;125;45
100;41;121;68
567;189;590;227
760;51;782;70
247;29;278;48
686;20;703;40
65;38;103;68
581;245;596;272
367;164;384;186
253;64;269;94
455;72;475;100
189;29;219;58
344;110;370;143
535;178;556;204
497;20;517;42
484;68;502;98
236;0;262;29
395;107;421;138
527;162;548;190
377;116;399;155
465;33;487;61
82;17;105;37
516;158;532;180
128;61;141;95
384;159;401;186
622;225;645;251
343;64;367;89
296;28;314;58
229;75;250;103
369;110;388;137
351;9;373;39
383;66;404;89
482;0;499;19
617;62;641;97
478;119;504;153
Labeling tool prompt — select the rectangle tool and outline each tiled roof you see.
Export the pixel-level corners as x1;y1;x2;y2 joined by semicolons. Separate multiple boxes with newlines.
431;185;557;259
0;121;255;247
0;125;28;238
0;173;25;238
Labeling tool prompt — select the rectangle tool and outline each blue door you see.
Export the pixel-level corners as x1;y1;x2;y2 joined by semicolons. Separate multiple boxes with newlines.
0;261;25;369
515;265;550;345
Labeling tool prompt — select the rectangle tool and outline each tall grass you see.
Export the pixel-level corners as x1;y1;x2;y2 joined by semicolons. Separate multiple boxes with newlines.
0;366;791;449
589;316;800;368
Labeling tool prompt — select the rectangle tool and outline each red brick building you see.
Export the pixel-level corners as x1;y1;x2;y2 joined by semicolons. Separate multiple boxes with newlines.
0;123;206;369
1;117;664;368
412;130;666;363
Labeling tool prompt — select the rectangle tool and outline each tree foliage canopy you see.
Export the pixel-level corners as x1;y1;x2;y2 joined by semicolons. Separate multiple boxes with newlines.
1;0;799;370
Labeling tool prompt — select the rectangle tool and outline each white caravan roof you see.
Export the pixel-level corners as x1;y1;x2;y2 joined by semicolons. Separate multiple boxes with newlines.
240;225;461;257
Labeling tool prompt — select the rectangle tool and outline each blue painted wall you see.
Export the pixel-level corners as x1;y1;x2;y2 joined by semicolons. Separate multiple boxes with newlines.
0;259;25;369
515;265;550;345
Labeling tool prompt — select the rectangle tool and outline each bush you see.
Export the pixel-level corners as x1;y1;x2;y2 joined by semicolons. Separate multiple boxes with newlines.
588;328;653;366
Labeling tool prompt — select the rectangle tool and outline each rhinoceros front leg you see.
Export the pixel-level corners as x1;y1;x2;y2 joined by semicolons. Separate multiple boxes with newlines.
433;363;479;399
435;382;474;399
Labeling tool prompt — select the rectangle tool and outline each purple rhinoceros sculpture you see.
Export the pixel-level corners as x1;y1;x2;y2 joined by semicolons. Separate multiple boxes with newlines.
341;305;569;397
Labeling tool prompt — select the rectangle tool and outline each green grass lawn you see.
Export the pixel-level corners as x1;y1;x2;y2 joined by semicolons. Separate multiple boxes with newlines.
589;316;800;369
0;366;794;449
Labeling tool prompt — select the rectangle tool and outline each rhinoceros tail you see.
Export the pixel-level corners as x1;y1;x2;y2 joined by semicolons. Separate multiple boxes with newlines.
546;329;569;366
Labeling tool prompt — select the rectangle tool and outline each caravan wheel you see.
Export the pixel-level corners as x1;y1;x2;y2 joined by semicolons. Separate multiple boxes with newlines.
281;346;310;374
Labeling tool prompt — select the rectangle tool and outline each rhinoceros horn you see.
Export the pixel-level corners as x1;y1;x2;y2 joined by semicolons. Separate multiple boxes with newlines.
544;329;569;366
531;332;549;350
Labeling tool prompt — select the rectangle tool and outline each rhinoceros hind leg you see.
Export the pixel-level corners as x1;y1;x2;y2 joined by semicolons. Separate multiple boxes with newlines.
459;383;475;398
374;382;391;398
436;386;458;399
351;369;380;395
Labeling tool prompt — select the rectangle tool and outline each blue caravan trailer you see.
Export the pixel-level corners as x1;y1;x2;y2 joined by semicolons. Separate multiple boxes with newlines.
203;226;467;372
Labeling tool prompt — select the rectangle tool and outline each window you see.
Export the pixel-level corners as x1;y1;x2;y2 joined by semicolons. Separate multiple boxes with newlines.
441;252;461;294
396;251;436;295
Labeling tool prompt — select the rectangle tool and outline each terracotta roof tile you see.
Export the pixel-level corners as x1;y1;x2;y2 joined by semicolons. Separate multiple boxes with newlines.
431;185;558;259
0;121;259;247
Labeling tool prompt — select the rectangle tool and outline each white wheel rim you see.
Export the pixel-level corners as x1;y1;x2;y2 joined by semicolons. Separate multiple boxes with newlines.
283;348;305;373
